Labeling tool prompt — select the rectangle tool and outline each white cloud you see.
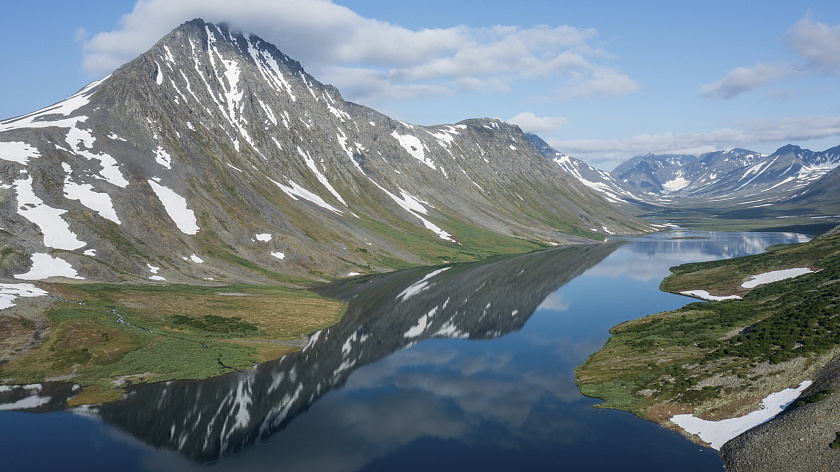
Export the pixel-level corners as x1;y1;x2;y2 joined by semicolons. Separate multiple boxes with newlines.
81;0;639;106
570;67;640;97
701;17;840;100
507;112;568;134
73;28;90;43
785;17;840;72
700;62;797;99
536;292;570;312
552;115;840;166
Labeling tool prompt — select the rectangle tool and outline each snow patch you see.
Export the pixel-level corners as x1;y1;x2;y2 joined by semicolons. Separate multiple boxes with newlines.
0;283;49;310
271;178;343;214
370;181;454;242
14;176;85;250
404;306;438;338
391;131;434;169
148;179;199;235
0;77;106;132
662;173;690;192
255;233;272;242
65;126;129;188
680;290;741;301
297;147;347;206
14;253;83;280
671;381;811;450
155;147;172;169
0;141;40;164
397;268;451;302
63;177;120;225
182;254;204;263
742;268;814;289
271;252;285;260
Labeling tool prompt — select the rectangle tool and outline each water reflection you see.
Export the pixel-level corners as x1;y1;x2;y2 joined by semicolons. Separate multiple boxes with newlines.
0;231;812;471
88;242;620;462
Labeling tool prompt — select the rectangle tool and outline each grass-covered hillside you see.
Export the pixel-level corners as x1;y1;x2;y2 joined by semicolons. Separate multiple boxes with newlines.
576;226;840;432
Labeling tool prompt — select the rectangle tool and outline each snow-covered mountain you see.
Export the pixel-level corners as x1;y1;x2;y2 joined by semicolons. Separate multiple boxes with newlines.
606;146;840;203
680;145;840;201
0;19;650;284
612;152;700;193
526;133;645;207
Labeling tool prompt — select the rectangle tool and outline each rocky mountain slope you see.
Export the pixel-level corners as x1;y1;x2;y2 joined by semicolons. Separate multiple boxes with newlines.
613;152;701;193
526;133;646;208
0;19;650;286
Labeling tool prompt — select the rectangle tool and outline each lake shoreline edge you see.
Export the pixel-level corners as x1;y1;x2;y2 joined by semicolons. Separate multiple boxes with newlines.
575;226;840;470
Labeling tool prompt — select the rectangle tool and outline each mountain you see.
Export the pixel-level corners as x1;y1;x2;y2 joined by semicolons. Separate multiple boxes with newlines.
0;19;650;285
526;133;646;207
678;144;840;201
606;145;839;203
612;152;699;193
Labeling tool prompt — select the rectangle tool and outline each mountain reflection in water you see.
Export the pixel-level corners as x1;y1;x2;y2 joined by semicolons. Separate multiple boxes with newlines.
6;232;810;470
90;242;622;462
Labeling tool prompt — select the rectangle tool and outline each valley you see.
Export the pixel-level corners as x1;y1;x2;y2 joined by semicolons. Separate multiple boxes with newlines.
576;226;840;468
0;14;839;472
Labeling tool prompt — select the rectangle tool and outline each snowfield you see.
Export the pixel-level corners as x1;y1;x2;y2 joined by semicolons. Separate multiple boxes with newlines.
14;253;83;280
671;380;811;450
0;283;49;310
680;290;741;301
148;178;200;234
742;268;814;288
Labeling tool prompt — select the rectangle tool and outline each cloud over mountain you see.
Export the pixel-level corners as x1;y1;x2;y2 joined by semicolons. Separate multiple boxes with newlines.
82;0;638;107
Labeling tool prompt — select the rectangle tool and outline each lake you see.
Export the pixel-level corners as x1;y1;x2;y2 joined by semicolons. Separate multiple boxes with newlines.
0;230;813;471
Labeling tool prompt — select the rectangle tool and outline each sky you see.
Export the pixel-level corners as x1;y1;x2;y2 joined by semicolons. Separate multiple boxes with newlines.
3;0;840;170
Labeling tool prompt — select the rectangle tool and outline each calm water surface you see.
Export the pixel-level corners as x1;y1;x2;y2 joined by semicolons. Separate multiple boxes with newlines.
0;231;813;471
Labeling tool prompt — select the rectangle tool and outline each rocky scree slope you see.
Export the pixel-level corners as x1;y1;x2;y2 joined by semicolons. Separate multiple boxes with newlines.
0;19;650;285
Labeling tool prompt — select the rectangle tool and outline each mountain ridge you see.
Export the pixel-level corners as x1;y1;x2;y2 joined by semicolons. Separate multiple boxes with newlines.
0;19;650;285
528;135;840;222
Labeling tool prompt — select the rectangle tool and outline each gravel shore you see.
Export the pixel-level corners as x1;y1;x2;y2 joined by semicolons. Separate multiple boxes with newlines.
721;352;840;471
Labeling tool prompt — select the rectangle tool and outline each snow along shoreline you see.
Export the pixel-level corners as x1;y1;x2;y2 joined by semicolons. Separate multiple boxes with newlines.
680;267;816;301
671;380;812;450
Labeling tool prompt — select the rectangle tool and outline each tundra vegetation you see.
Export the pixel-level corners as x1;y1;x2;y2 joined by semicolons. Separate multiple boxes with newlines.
0;283;344;404
576;228;840;441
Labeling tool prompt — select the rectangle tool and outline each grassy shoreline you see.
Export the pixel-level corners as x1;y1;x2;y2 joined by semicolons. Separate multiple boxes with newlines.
0;283;345;405
576;227;840;445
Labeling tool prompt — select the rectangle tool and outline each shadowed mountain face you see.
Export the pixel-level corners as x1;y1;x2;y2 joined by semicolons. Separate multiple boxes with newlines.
0;19;648;284
0;242;620;461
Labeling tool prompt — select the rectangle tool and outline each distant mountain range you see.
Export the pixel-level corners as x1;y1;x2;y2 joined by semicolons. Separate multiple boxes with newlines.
0;19;651;285
527;134;840;217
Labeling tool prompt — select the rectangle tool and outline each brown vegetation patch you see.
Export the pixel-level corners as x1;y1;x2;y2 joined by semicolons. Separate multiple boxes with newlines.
645;402;693;423
2;318;138;379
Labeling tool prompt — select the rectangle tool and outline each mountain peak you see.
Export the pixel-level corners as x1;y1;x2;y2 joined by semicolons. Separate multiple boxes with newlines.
0;19;650;283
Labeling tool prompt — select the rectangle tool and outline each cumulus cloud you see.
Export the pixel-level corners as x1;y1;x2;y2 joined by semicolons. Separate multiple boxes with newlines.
701;17;840;100
552;115;840;167
785;17;840;72
700;62;797;99
507;112;569;133
81;0;638;106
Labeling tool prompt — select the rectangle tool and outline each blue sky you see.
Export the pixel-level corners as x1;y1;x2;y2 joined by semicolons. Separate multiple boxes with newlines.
3;0;840;170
